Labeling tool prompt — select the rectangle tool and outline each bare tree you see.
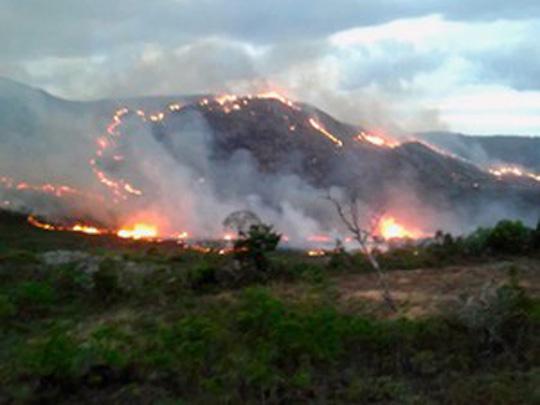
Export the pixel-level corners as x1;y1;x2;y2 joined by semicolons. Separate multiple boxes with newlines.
326;190;397;312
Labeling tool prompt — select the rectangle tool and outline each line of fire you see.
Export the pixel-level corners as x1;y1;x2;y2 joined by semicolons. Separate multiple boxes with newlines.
2;90;540;255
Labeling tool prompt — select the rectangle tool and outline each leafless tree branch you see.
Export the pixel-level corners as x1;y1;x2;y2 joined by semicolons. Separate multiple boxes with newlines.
326;189;397;312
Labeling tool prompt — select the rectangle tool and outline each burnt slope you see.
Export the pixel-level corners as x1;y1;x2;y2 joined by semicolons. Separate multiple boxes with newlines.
150;96;540;214
1;78;540;223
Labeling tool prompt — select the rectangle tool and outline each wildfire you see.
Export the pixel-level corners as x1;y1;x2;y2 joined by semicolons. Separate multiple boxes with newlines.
28;216;107;235
72;225;102;235
117;223;158;240
1;176;105;202
308;118;344;147
356;131;400;148
257;91;300;110
222;232;236;241
307;249;326;257
378;216;420;240
489;165;540;183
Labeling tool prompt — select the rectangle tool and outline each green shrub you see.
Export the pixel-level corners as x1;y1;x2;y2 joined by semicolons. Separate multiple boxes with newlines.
12;281;57;313
16;328;92;378
0;293;16;319
188;264;219;292
49;263;93;299
533;219;540;250
452;267;534;354
93;258;122;301
486;220;532;255
233;224;281;273
0;250;40;265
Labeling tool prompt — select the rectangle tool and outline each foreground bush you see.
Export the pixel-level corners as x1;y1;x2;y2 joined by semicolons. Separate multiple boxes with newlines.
1;277;538;404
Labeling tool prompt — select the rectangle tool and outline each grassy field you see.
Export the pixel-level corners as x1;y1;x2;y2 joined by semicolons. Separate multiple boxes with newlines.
1;210;539;404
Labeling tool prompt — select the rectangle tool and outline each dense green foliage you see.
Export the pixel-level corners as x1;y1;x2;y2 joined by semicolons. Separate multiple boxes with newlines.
1;255;539;404
233;223;281;272
0;210;539;403
346;219;540;272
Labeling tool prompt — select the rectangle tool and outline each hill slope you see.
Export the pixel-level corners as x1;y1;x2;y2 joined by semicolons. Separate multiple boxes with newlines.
1;78;540;235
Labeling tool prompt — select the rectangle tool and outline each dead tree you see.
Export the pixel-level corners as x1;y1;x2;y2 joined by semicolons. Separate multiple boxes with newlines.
326;190;397;312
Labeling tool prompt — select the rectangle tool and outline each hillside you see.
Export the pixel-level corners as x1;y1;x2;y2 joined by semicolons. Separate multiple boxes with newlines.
418;131;540;172
1;78;540;237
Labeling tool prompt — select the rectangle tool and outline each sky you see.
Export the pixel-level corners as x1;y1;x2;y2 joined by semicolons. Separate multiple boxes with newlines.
2;0;540;135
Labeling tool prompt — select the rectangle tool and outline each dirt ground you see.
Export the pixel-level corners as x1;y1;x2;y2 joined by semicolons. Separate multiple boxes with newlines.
333;258;540;317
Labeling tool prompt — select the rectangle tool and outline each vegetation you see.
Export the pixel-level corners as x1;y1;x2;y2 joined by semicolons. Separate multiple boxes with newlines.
233;223;281;273
0;209;539;403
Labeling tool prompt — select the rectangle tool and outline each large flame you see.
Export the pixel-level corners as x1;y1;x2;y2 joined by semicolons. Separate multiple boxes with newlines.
378;216;420;240
117;223;158;240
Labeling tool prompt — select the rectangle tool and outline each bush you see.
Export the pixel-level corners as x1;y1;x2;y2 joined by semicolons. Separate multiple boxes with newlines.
0;294;16;320
11;281;57;315
188;264;219;292
533;219;540;250
49;263;93;299
16;328;92;379
93;259;122;302
485;220;532;255
233;224;281;273
451;267;533;354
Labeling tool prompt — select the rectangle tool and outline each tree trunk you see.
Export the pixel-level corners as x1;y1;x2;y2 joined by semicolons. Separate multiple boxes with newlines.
365;250;397;312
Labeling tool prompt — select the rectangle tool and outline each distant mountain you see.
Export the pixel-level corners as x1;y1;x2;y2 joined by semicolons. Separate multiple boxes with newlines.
418;131;540;172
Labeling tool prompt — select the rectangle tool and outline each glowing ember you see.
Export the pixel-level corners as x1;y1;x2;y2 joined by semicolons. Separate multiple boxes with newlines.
222;232;235;241
489;165;540;182
257;91;299;110
307;249;326;257
357;131;400;148
173;231;189;240
308;118;343;147
72;225;101;235
117;224;158;240
28;216;107;235
378;217;419;240
28;216;57;231
1;176;105;202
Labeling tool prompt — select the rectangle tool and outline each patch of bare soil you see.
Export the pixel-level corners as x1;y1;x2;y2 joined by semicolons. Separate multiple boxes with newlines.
335;258;540;317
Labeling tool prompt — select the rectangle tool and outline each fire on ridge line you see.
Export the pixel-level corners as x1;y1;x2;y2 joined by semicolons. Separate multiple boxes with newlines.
3;89;540;216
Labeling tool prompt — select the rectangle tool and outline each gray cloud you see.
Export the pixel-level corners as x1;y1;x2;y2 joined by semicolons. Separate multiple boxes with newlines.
2;0;540;135
338;42;443;92
3;0;539;64
472;41;540;91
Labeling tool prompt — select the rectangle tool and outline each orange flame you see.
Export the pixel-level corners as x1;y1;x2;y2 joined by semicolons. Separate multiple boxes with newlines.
71;225;102;235
378;216;420;240
489;165;540;182
117;223;158;240
308;118;343;147
28;216;107;235
357;131;400;148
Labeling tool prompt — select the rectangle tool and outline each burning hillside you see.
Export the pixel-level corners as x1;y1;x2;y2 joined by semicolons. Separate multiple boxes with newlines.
1;79;540;245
